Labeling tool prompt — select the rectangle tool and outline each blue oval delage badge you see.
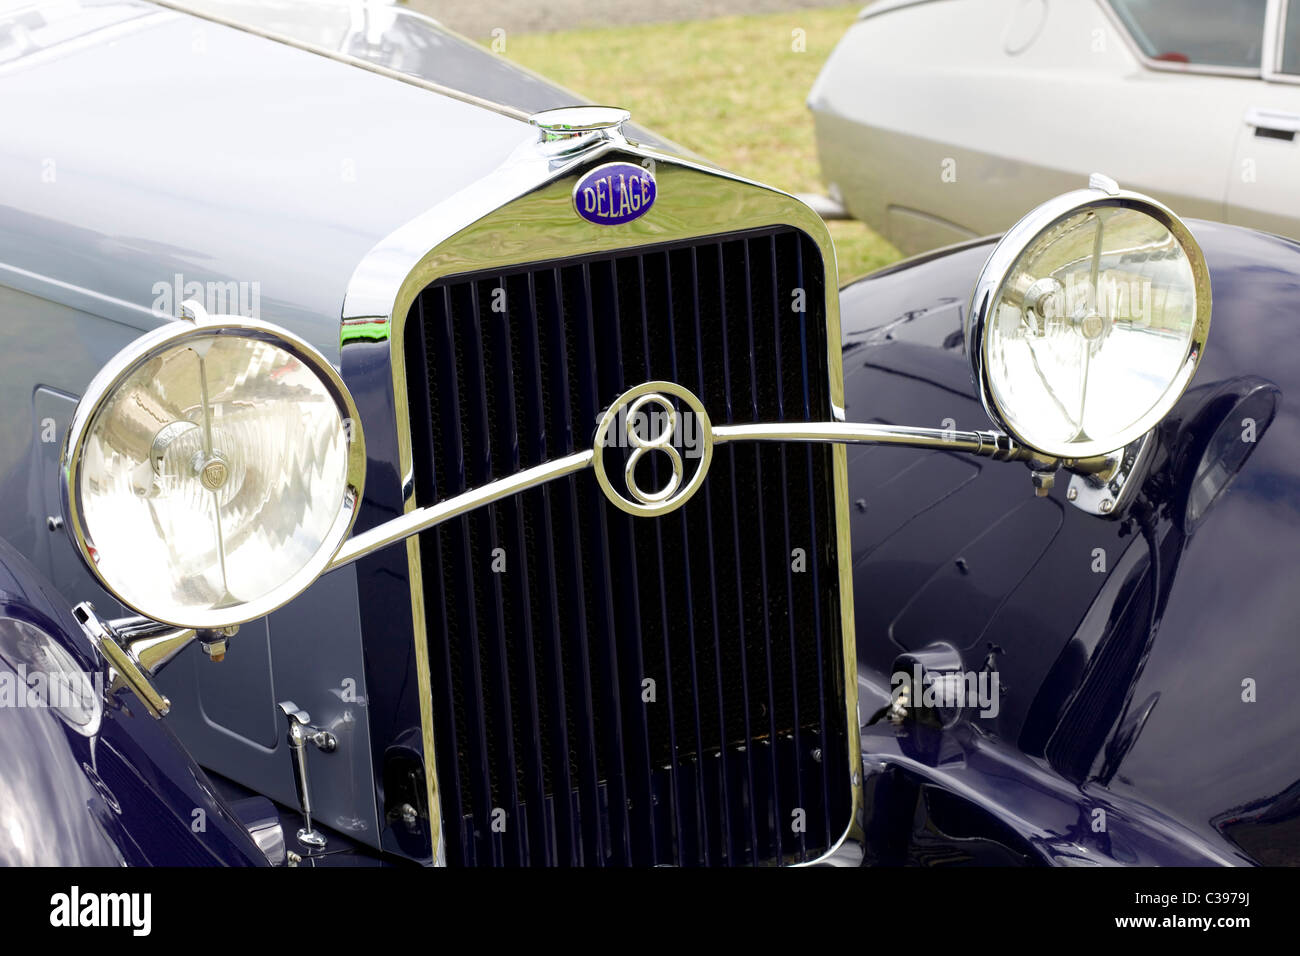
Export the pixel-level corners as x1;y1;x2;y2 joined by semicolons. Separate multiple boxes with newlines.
573;162;656;226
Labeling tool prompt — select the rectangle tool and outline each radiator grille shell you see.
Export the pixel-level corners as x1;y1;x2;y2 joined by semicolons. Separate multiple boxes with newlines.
403;226;851;865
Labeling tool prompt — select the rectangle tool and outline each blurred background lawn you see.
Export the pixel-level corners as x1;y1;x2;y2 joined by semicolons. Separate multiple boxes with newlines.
493;5;902;283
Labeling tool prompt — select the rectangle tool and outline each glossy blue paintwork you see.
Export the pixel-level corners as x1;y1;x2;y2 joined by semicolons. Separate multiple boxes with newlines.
0;536;265;865
840;221;1300;865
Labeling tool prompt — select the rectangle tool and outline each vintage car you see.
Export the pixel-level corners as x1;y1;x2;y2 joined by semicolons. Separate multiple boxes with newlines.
0;0;1295;868
810;0;1300;255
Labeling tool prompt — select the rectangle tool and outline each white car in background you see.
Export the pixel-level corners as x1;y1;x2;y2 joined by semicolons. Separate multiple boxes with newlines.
809;0;1300;255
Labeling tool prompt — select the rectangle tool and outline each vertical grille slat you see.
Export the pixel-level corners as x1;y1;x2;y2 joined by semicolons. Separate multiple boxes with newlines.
714;240;762;863
464;280;524;866
636;253;688;866
576;260;634;866
740;237;783;864
406;228;850;866
663;249;712;866
793;237;835;850
431;285;494;867
517;271;578;864
550;265;608;864
769;235;807;861
489;274;550;865
597;258;659;864
686;245;735;865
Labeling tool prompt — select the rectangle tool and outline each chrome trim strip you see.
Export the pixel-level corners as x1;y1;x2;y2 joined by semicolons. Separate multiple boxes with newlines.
340;131;865;866
325;421;1027;573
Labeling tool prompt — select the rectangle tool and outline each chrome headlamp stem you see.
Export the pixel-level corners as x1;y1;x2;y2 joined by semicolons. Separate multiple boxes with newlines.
73;602;236;719
710;421;1028;460
107;616;198;675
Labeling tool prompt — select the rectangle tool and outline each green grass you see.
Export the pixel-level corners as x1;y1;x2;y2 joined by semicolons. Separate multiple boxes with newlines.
501;5;901;283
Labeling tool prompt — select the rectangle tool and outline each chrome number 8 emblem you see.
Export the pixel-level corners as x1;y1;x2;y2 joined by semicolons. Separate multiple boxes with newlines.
623;395;683;504
592;381;714;517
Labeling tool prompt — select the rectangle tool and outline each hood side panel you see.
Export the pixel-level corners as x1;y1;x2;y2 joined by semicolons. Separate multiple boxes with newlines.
0;1;532;352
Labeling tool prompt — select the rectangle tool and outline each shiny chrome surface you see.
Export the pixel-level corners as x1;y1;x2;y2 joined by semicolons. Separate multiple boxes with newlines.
229;797;288;866
340;128;865;865
966;180;1212;460
278;700;338;851
72;602;175;718
328;416;1035;573
330;451;594;570
1066;432;1155;518
591;381;714;517
61;307;367;630
70;602;242;719
106;616;201;676
531;105;631;148
712;420;1026;458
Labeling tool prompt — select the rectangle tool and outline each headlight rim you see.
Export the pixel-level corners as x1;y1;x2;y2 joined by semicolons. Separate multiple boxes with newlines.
61;313;367;630
966;185;1212;460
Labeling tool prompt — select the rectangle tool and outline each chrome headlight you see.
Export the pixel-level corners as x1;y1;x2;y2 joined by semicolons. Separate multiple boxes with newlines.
62;309;365;629
967;178;1211;460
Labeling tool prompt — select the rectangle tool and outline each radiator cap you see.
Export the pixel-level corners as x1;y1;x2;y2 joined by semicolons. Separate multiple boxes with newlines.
530;105;629;145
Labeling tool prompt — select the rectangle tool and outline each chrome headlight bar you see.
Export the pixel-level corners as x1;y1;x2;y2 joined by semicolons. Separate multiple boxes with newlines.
327;385;1030;572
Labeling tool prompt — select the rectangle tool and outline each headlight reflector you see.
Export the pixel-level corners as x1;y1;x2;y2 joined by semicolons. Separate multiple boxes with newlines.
63;315;364;629
968;183;1211;459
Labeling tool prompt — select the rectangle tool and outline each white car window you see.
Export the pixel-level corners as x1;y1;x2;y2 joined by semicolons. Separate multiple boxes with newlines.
1280;0;1300;73
1108;0;1267;69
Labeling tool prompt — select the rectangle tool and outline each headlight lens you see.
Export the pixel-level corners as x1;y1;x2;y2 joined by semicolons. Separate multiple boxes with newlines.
969;184;1210;459
64;317;364;629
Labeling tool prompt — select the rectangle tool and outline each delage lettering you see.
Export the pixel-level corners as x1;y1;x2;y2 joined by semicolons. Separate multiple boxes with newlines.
573;161;656;225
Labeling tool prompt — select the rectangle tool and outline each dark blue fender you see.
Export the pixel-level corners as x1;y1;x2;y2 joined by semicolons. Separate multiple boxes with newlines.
0;536;266;866
841;221;1300;866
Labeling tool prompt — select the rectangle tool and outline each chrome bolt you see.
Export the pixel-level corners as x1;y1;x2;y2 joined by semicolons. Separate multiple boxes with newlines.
1099;498;1114;514
399;804;418;826
46;515;63;531
1067;487;1078;501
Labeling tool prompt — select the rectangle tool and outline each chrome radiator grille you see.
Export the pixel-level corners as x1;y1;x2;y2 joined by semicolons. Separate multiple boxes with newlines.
403;226;851;865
